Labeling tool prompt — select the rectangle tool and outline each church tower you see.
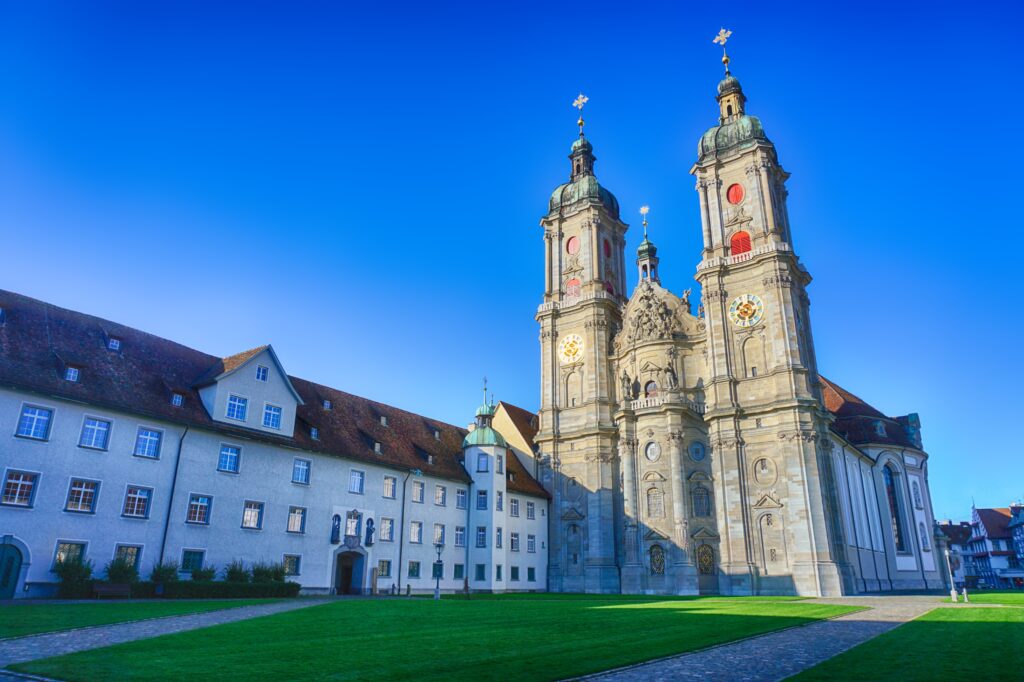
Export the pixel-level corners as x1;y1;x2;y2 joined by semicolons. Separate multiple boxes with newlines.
690;33;853;595
536;96;628;593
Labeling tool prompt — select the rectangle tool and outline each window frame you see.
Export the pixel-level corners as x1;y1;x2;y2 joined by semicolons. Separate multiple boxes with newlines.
64;477;101;514
434;485;447;506
132;426;163;459
382;475;397;499
410;520;423;544
287;506;307;534
476;526;487;548
455;526;466;547
291;458;311;485
78;415;112;451
526;501;536;520
283;554;301;576
408;561;421;579
217;443;242;474
477;490;488;510
433;523;445;546
185;493;213;525
122;485;153;519
180;548;205;573
510;497;520;517
2;469;41;508
241;500;265;530
527;534;536;553
255;365;269;382
14;403;55;441
456;489;468;509
225;394;249;422
411;480;425;503
113;544;143;570
380;517;394;542
349;469;365;494
64;366;80;382
262;403;283;430
377;559;392;578
52;540;88;570
510;531;520;552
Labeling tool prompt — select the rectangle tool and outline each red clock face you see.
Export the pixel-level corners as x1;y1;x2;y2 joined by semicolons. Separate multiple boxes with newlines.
726;183;745;205
566;236;580;255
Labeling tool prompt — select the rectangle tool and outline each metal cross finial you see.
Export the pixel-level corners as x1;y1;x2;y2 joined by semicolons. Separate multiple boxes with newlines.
640;205;650;238
713;28;734;73
573;92;589;136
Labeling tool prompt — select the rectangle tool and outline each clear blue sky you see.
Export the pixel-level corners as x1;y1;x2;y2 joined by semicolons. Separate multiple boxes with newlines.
1;2;1020;521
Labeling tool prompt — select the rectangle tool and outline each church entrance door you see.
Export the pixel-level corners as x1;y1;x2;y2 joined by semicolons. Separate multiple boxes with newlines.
696;544;719;595
0;544;22;599
334;551;364;595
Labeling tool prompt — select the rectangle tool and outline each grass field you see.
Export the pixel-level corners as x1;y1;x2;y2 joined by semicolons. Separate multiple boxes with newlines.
793;605;1024;681
11;596;856;681
0;600;279;640
947;590;1024;605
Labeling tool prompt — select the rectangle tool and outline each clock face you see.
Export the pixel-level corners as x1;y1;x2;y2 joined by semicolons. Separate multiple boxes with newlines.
644;441;661;462
729;294;764;328
558;334;584;365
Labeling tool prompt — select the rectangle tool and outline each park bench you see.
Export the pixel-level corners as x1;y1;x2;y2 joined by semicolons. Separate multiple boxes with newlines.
93;583;132;599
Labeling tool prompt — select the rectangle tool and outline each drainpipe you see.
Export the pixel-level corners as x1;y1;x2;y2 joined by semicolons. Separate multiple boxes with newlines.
158;424;190;565
396;469;413;592
464;478;473;593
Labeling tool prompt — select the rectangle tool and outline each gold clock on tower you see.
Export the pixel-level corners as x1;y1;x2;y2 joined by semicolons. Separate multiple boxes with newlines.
729;294;764;328
558;334;584;364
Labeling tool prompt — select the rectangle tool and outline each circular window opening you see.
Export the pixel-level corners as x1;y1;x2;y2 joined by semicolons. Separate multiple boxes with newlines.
726;183;745;205
566;236;581;255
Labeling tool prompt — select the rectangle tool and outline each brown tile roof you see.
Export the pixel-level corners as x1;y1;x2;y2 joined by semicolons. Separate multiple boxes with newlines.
499;401;539;446
504;443;549;499
939;521;972;546
0;289;558;492
975;508;1012;540
190;346;269;388
819;375;919;449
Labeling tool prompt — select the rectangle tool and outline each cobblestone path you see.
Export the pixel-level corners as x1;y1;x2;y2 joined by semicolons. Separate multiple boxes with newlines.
0;598;332;670
579;596;943;682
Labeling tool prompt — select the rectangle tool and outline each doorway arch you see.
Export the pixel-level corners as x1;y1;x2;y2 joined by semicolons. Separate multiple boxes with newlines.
334;550;366;595
0;541;25;599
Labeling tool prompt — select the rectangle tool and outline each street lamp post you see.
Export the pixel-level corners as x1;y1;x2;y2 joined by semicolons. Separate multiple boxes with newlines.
433;542;444;601
944;549;958;602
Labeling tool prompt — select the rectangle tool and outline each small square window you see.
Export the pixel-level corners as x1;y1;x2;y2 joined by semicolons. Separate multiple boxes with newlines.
171;393;184;407
242;500;264;529
123;486;152;518
218;445;241;473
408;561;421;579
283;554;301;576
134;428;162;458
292;458;311;484
107;337;121;351
322;399;332;410
79;418;111;450
64;366;80;382
380;415;388;427
53;542;86;569
3;471;39;507
377;559;392;578
287;506;307;533
311;426;320;440
16;405;53;440
65;479;99;513
181;549;205;573
263;404;282;430
186;494;212;524
226;395;248;421
255;365;269;382
349;470;365;494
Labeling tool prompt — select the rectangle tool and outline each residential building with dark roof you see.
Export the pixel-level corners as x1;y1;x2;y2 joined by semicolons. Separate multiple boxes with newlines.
0;290;548;599
965;506;1022;589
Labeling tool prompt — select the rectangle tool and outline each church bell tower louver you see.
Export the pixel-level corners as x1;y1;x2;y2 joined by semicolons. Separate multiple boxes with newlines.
691;30;853;595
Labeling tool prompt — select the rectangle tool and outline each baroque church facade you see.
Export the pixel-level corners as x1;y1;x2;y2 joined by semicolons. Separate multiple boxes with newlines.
531;61;944;596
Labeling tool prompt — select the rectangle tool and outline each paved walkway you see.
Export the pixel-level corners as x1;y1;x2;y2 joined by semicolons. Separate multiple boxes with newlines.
0;598;332;671
579;596;944;682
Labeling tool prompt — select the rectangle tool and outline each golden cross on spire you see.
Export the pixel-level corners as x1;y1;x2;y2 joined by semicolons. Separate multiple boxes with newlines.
573;92;589;136
640;205;650;238
713;28;734;73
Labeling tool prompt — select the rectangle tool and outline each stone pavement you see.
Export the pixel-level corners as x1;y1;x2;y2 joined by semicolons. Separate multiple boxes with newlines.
0;598;332;671
578;596;944;682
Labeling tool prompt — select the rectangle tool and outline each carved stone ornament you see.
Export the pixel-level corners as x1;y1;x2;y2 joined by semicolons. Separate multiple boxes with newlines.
778;430;817;442
763;274;793;288
614;281;683;352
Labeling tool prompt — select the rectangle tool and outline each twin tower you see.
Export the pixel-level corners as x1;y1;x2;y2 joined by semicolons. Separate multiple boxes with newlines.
532;60;852;596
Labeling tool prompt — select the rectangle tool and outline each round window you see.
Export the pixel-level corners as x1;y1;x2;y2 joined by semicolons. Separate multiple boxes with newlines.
644;441;662;462
566;236;581;255
726;183;745;205
688;441;707;462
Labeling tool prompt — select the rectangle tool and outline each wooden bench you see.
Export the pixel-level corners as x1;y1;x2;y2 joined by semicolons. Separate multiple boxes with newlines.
93;583;132;599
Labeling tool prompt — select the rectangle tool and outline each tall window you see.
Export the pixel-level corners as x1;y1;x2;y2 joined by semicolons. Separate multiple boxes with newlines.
65;479;99;513
383;475;397;499
477;453;489;472
412;481;424;503
79;418;111;450
186;494;212;524
692;485;711;517
218;445;241;473
263;404;282;429
527;534;536;553
477;490;488;510
496;491;504;511
380;517;394;541
495;527;503;549
134;428;162;458
16;405;52;440
526;501;536;519
255;365;269;382
378;560;392;578
2;471;38;507
349;470;365;494
242;501;264;529
292;459;311;484
283;555;301;576
510;532;520;551
435;485;447;506
287;506;307;533
226;395;248;421
476;526;487;548
510;498;520;517
433;523;445;545
644;381;659;398
455;526;466;547
410;521;423;544
647;488;665;518
730;230;751;255
883;465;907;552
122;486;152;518
408;561;421;579
456;489;468;509
919;522;931;551
497;454;504;473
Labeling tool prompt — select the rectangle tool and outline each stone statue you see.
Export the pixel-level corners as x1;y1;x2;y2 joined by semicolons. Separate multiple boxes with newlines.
365;518;375;547
681;288;692;314
664;354;678;389
620;370;632;400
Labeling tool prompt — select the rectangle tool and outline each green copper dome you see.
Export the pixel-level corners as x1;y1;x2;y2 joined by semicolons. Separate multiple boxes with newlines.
697;115;768;161
549;175;620;218
717;74;742;96
475;402;497;418
637;236;657;259
462;426;508;449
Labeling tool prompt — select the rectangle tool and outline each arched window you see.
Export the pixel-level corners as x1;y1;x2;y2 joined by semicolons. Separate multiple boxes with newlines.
649;545;665;575
919;522;931;551
644;381;658;398
692;485;711;517
565;278;581;299
647;488;665;518
726;104;733;116
883;465;906;552
730;231;751;255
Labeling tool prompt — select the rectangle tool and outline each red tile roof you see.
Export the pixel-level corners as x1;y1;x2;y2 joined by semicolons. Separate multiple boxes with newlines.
975;508;1012;540
0;289;545;497
819;375;919;449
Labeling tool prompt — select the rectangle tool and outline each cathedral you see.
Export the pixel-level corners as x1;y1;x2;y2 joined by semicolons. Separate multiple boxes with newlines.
532;39;944;596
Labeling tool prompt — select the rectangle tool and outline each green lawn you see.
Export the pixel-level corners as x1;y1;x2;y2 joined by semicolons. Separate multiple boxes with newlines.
11;597;856;681
0;600;279;640
793;606;1024;681
948;590;1024;605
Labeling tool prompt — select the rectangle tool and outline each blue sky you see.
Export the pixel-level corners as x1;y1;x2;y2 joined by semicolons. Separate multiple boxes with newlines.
1;1;1020;520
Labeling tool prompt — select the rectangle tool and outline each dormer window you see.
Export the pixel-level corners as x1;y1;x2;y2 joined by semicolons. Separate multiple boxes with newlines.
875;421;886;437
433;429;441;440
374;441;382;454
311;426;320;440
380;415;388;427
107;337;121;351
322;399;332;410
255;365;269;382
171;393;184;407
226;395;248;421
64;366;80;382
